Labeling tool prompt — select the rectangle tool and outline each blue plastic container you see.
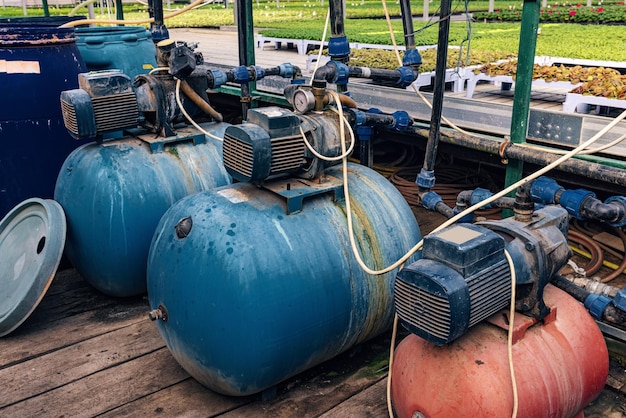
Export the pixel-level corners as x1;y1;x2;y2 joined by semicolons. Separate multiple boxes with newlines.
75;26;157;80
147;163;422;396
54;125;232;297
0;19;88;218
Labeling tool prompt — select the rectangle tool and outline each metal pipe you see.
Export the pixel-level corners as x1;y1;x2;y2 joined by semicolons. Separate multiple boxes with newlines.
419;0;452;194
329;0;350;92
115;0;124;21
398;0;416;50
148;0;169;42
402;126;626;189
236;0;255;120
329;0;345;41
551;274;626;326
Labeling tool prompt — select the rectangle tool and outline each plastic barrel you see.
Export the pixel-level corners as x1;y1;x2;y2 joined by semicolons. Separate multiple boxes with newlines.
0;19;88;218
75;26;157;80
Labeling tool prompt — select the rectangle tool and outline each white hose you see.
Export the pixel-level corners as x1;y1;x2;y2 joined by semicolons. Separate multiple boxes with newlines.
175;79;224;142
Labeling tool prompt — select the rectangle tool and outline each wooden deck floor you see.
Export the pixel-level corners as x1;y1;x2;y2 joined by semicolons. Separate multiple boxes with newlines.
3;210;626;417
1;265;393;417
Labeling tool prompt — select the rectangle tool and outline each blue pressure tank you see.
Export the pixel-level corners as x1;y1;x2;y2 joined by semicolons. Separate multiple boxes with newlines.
75;26;157;80
0;18;88;218
54;125;231;297
147;162;421;396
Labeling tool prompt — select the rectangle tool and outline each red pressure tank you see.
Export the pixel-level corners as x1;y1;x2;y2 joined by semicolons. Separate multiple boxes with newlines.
391;285;608;418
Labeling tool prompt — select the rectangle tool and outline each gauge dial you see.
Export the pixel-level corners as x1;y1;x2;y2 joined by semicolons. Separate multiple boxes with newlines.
293;89;315;113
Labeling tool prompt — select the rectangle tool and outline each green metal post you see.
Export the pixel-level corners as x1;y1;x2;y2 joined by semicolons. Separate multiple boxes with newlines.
42;0;50;17
504;0;540;216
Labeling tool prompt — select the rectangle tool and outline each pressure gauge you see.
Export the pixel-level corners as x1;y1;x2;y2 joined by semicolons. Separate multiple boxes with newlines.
292;89;315;113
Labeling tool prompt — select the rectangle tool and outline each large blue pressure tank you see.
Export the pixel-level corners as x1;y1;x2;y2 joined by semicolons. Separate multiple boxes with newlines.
147;162;421;396
54;125;232;297
0;18;88;218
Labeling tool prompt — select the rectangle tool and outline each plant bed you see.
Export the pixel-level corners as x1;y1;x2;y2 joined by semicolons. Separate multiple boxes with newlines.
563;92;626;113
469;60;624;96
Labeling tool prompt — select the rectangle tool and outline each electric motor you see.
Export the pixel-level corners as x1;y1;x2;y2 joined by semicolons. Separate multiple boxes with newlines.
395;205;571;345
223;106;349;183
60;70;139;140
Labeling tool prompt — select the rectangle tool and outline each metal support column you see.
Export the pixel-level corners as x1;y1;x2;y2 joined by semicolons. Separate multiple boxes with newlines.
504;0;541;214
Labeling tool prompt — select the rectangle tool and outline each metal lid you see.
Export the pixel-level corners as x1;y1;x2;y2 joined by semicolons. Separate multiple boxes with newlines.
0;198;66;337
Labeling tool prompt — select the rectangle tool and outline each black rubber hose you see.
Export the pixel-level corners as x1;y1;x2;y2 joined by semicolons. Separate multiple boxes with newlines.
551;273;590;303
551;274;626;326
398;0;416;50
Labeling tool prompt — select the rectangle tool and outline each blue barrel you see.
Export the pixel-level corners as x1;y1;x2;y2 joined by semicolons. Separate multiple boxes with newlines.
54;125;232;297
75;26;157;80
147;163;422;396
0;19;88;218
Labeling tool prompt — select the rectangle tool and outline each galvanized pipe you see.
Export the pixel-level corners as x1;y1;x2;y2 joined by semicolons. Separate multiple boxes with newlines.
403;126;626;189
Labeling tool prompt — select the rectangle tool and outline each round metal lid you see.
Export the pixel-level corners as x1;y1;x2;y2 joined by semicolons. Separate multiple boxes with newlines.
0;198;66;337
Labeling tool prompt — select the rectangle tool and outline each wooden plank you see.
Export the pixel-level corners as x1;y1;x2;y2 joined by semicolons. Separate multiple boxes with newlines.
218;335;393;418
0;348;189;418
0;300;147;368
0;320;164;408
594;231;625;252
44;267;88;297
318;378;388;418
19;269;140;328
100;377;254;417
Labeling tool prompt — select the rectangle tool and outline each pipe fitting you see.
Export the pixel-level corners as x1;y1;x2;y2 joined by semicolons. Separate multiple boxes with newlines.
402;48;423;67
530;176;564;205
148;304;168;322
395;66;419;88
603;196;626;227
585;294;613;320
231;65;251;84
391;110;411;131
277;62;295;78
326;60;350;86
416;168;436;189
207;69;228;89
560;188;596;220
328;35;350;62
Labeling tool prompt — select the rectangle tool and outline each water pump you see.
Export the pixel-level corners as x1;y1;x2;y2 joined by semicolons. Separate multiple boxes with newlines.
222;106;348;184
59;41;301;142
394;205;571;345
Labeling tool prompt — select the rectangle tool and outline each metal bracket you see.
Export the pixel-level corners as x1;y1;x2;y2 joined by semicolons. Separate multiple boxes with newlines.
135;127;207;153
262;176;345;215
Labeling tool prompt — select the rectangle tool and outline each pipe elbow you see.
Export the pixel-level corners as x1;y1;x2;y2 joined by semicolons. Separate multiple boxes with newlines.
581;196;626;227
603;196;626;227
312;64;337;85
